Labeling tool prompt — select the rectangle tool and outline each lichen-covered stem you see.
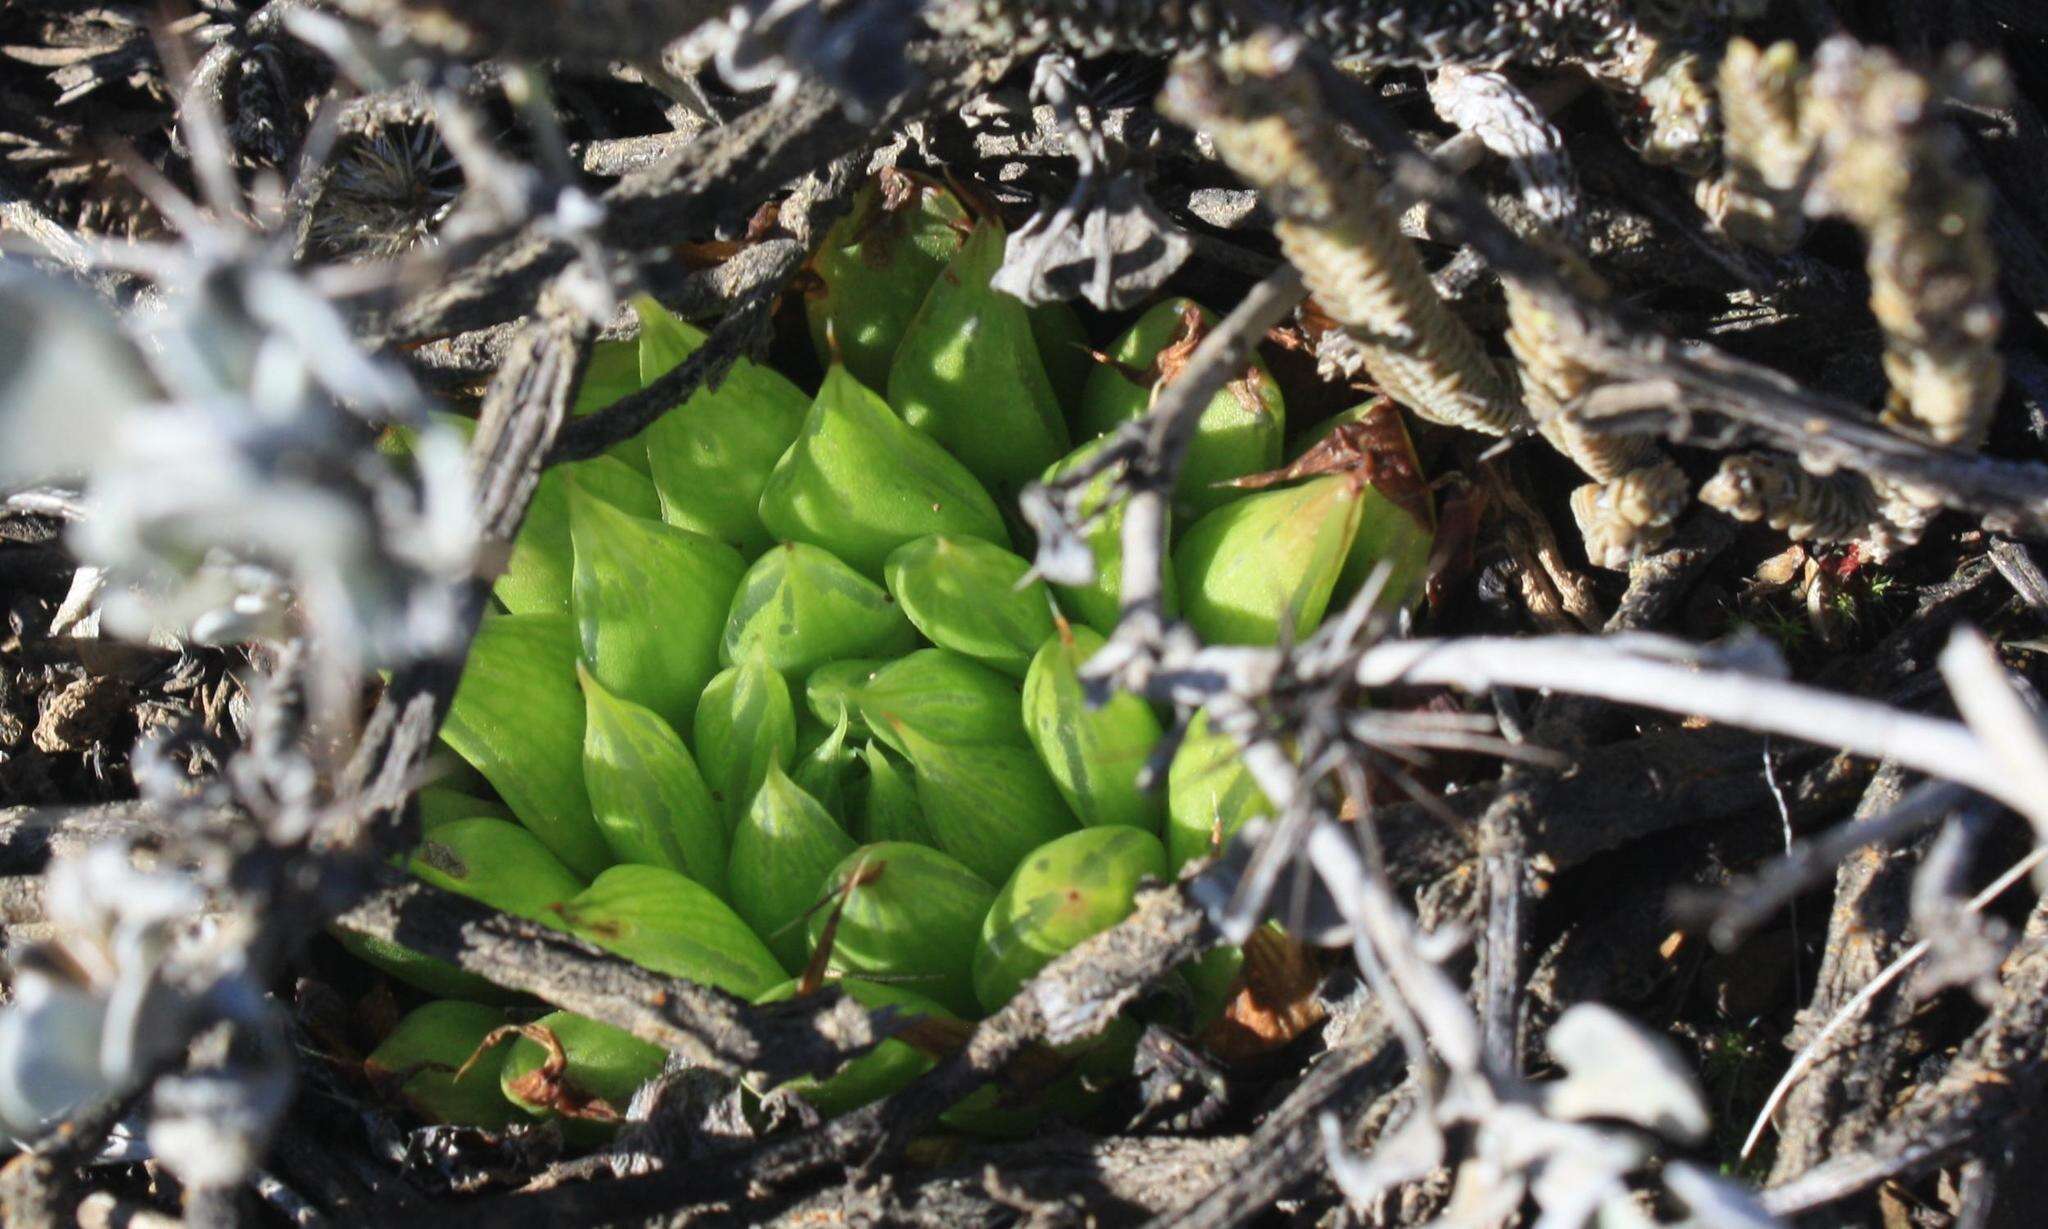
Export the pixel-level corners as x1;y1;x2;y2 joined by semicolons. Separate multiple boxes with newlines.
928;0;1642;66
1700;39;1812;253
1805;38;2006;451
1160;38;1524;438
1700;455;1890;548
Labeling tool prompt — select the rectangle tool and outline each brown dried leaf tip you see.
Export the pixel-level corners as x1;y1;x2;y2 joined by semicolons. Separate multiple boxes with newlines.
464;1024;623;1123
1229;398;1432;532
1200;927;1326;1064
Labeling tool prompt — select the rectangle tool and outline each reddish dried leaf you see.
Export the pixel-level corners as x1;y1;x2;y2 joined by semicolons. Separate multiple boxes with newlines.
463;1024;624;1123
1228;400;1430;529
1199;928;1327;1064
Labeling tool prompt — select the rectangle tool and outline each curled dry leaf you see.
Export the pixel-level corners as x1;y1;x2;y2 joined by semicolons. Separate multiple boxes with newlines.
465;1024;623;1124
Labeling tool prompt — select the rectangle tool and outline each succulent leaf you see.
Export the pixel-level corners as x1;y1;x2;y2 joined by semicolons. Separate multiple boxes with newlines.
792;712;860;821
554;865;786;998
1022;624;1166;831
973;826;1167;1011
889;720;1079;885
805;658;883;736
888;219;1070;499
1041;440;1179;635
1076;299;1284;519
857;741;934;846
1166;709;1275;870
346;816;587;1000
754;978;960;1116
804;176;970;392
757;366;1010;577
1028;299;1093;407
859;648;1028;755
414;786;510;833
496;1011;667;1142
810;843;996;1016
578;663;728;893
883;535;1057;678
693;659;799;829
721;541;919;680
498;455;660;617
637;296;810;556
1171;475;1364;647
727;764;858;972
570;489;745;734
440;613;611;879
572;337;653;472
365;1001;518;1130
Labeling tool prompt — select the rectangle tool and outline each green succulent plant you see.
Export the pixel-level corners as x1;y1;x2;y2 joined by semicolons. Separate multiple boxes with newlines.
367;176;1437;1142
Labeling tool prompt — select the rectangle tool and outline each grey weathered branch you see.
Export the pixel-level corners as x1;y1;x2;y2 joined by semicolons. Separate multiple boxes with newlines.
332;873;886;1083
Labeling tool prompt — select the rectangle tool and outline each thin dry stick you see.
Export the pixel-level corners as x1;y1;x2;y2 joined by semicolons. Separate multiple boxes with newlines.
1351;634;2025;817
1938;626;2048;852
1740;844;2048;1161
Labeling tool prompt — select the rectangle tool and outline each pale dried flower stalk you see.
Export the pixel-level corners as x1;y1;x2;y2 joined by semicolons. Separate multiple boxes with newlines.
1694;36;2006;553
1160;35;1524;438
926;0;1644;66
1603;40;1719;173
1700;38;1812;253
1431;65;1689;565
1805;38;2006;451
1699;454;1888;545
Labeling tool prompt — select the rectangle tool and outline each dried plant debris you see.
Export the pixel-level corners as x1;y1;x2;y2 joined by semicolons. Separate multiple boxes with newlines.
1164;32;1694;566
928;0;1648;67
2;2;2048;1227
303;122;463;261
1161;35;1525;438
1692;36;2010;554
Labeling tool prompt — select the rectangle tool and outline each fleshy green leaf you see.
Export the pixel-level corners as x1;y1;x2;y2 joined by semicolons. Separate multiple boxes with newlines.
973;826;1166;1011
857;741;934;846
1166;709;1274;870
1040;439;1178;636
1075;298;1283;519
1022;624;1165;831
792;711;860;822
887;219;1069;499
579;663;727;893
889;720;1079;885
553;864;786;997
859;648;1027;755
1172;475;1364;647
365;1002;519;1130
572;338;653;472
726;764;857;971
1028;299;1092;407
883;535;1057;678
345;816;587;1000
440;613;611;879
721;541;919;680
758;366;1010;577
806;658;883;737
692;659;799;829
637;296;810;556
497;1011;666;1142
570;489;744;733
804;176;970;392
498;455;660;617
811;842;996;1016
